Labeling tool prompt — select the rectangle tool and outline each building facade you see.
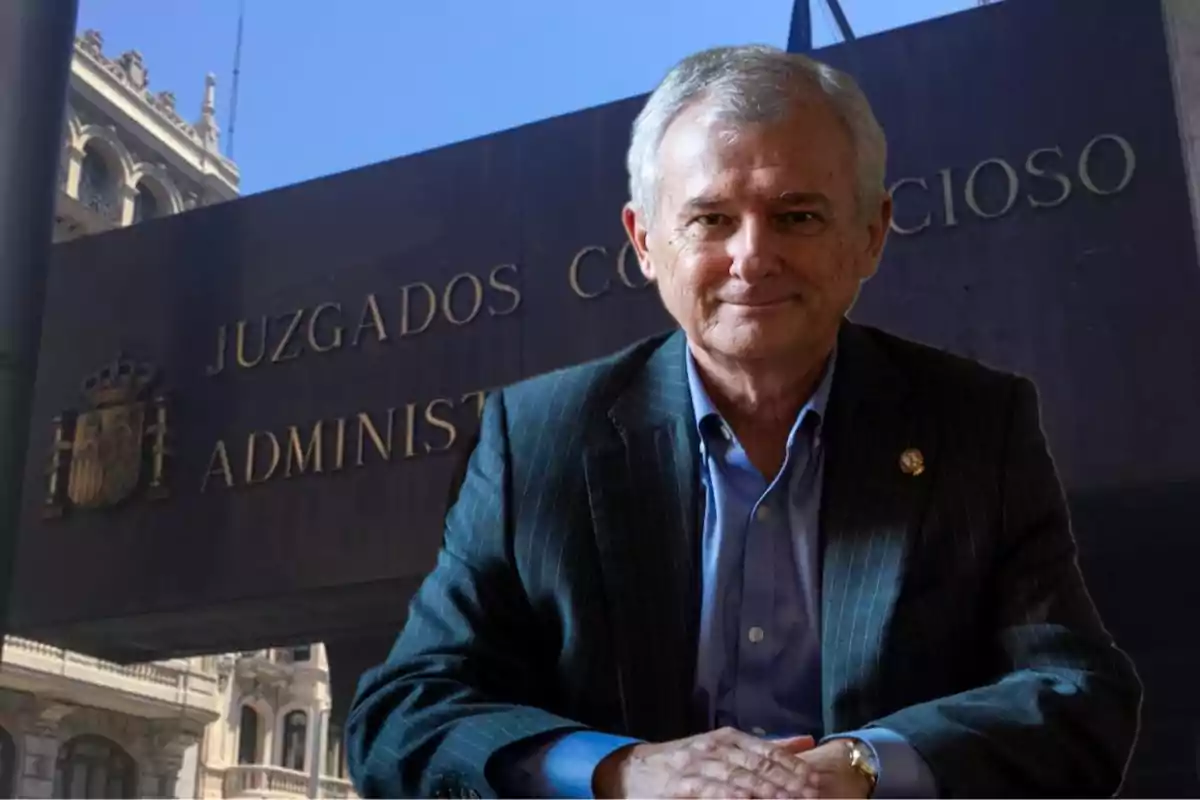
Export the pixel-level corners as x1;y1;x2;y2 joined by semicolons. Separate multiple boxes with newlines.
53;29;238;243
0;31;353;799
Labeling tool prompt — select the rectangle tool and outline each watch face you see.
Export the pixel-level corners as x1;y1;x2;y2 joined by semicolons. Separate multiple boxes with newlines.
850;741;879;776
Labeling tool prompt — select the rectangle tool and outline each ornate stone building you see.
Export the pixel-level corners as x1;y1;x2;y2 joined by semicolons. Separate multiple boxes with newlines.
0;32;354;799
53;29;238;242
0;642;353;799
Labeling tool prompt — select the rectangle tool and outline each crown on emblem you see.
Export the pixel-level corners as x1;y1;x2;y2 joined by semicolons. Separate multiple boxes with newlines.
81;355;156;407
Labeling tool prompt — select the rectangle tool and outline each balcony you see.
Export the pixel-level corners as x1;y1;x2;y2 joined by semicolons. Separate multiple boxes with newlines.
319;775;356;800
222;765;355;799
0;636;220;724
235;647;326;684
54;191;121;241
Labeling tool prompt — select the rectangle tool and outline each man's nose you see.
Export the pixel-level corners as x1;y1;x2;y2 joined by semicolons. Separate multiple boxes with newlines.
727;215;783;282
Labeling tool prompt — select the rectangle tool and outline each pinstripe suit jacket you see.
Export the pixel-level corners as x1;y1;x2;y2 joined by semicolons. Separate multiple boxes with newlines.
346;322;1142;799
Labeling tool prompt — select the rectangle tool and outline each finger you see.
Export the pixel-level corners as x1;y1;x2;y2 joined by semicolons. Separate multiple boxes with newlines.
731;766;807;799
714;748;811;798
701;778;751;799
772;734;816;753
670;774;753;799
722;729;816;776
720;727;801;758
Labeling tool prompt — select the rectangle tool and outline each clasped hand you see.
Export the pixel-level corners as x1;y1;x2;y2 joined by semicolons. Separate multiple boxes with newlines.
593;726;872;799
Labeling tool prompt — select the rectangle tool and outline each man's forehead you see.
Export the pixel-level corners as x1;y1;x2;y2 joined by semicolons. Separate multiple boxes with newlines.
660;101;848;170
662;140;845;207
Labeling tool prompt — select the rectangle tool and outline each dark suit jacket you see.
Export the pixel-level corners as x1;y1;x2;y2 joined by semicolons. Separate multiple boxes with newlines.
345;322;1142;799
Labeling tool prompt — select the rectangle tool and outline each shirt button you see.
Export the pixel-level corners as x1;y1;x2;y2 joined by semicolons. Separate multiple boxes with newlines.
751;726;767;737
755;505;770;522
747;626;765;644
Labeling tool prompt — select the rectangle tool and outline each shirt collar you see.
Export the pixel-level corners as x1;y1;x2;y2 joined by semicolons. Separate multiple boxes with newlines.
684;343;837;447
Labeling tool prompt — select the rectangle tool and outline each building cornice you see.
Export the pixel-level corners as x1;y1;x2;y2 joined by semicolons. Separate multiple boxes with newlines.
71;32;239;198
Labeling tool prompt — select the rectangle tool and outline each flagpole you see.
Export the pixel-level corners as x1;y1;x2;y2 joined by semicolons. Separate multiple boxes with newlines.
0;0;80;644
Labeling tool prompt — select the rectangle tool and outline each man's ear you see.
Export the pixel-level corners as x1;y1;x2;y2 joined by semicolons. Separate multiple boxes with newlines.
622;203;656;282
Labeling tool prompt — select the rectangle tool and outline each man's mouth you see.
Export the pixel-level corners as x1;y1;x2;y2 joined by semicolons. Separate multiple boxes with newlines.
725;295;797;309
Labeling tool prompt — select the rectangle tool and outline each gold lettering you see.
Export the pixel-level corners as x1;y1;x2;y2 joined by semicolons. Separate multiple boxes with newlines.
236;318;267;368
307;302;344;353
352;293;390;346
1079;134;1136;196
201;440;234;491
404;403;417;458
285;421;324;477
400;282;437;335
461;390;487;420
965;158;1019;219
442;273;484;326
938;168;959;228
1025;147;1073;209
617;241;650;289
205;325;227;376
424;399;458;453
356;409;395;466
245;431;281;485
272;309;306;363
569;246;610;299
487;264;522;316
888;177;932;236
333;417;346;471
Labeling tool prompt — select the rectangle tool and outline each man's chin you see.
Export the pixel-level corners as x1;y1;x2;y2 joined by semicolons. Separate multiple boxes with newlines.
702;331;813;365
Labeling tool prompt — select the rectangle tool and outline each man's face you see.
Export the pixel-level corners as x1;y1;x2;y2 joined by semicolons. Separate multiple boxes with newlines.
624;95;892;367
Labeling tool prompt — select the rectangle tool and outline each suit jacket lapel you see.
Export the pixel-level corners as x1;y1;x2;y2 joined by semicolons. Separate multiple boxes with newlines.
819;322;938;733
583;330;703;741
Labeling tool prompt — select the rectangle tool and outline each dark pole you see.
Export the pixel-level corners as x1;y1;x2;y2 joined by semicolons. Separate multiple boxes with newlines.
824;0;857;41
0;0;80;642
787;0;813;52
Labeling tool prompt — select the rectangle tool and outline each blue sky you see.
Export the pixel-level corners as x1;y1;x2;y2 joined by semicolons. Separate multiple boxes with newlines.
76;0;978;195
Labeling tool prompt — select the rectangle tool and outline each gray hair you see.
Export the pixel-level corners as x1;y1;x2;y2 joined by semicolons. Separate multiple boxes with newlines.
626;44;888;220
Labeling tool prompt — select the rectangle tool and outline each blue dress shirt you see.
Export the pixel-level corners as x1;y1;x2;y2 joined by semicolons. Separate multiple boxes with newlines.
494;348;936;798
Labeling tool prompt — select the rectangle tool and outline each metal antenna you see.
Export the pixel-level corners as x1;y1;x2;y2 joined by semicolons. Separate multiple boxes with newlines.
227;0;245;159
824;0;855;41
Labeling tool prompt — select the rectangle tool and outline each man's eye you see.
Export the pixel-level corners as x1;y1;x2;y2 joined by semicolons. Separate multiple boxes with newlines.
693;213;730;227
779;211;822;225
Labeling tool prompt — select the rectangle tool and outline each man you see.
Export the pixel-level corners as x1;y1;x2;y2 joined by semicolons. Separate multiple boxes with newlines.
346;46;1142;799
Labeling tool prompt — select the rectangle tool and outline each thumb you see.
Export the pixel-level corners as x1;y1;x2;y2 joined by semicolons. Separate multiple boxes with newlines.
772;734;816;753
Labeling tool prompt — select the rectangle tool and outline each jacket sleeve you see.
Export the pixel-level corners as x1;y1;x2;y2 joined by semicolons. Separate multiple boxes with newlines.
870;377;1143;797
344;390;586;799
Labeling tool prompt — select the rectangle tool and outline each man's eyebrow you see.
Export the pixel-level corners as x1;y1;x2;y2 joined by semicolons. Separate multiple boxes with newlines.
776;191;833;210
680;192;835;212
680;195;726;211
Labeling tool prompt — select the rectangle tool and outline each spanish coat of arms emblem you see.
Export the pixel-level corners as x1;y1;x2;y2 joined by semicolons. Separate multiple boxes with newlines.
44;356;171;516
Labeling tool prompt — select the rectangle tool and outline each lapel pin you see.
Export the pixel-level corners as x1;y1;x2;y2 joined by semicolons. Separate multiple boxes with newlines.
899;447;925;477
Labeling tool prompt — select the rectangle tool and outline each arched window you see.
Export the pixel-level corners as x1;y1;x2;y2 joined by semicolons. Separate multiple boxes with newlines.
280;711;307;771
0;725;15;799
237;705;260;764
132;182;160;223
53;735;136;799
78;144;118;223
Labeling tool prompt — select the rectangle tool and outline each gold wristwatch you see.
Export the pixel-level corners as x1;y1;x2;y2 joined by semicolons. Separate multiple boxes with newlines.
843;738;880;796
